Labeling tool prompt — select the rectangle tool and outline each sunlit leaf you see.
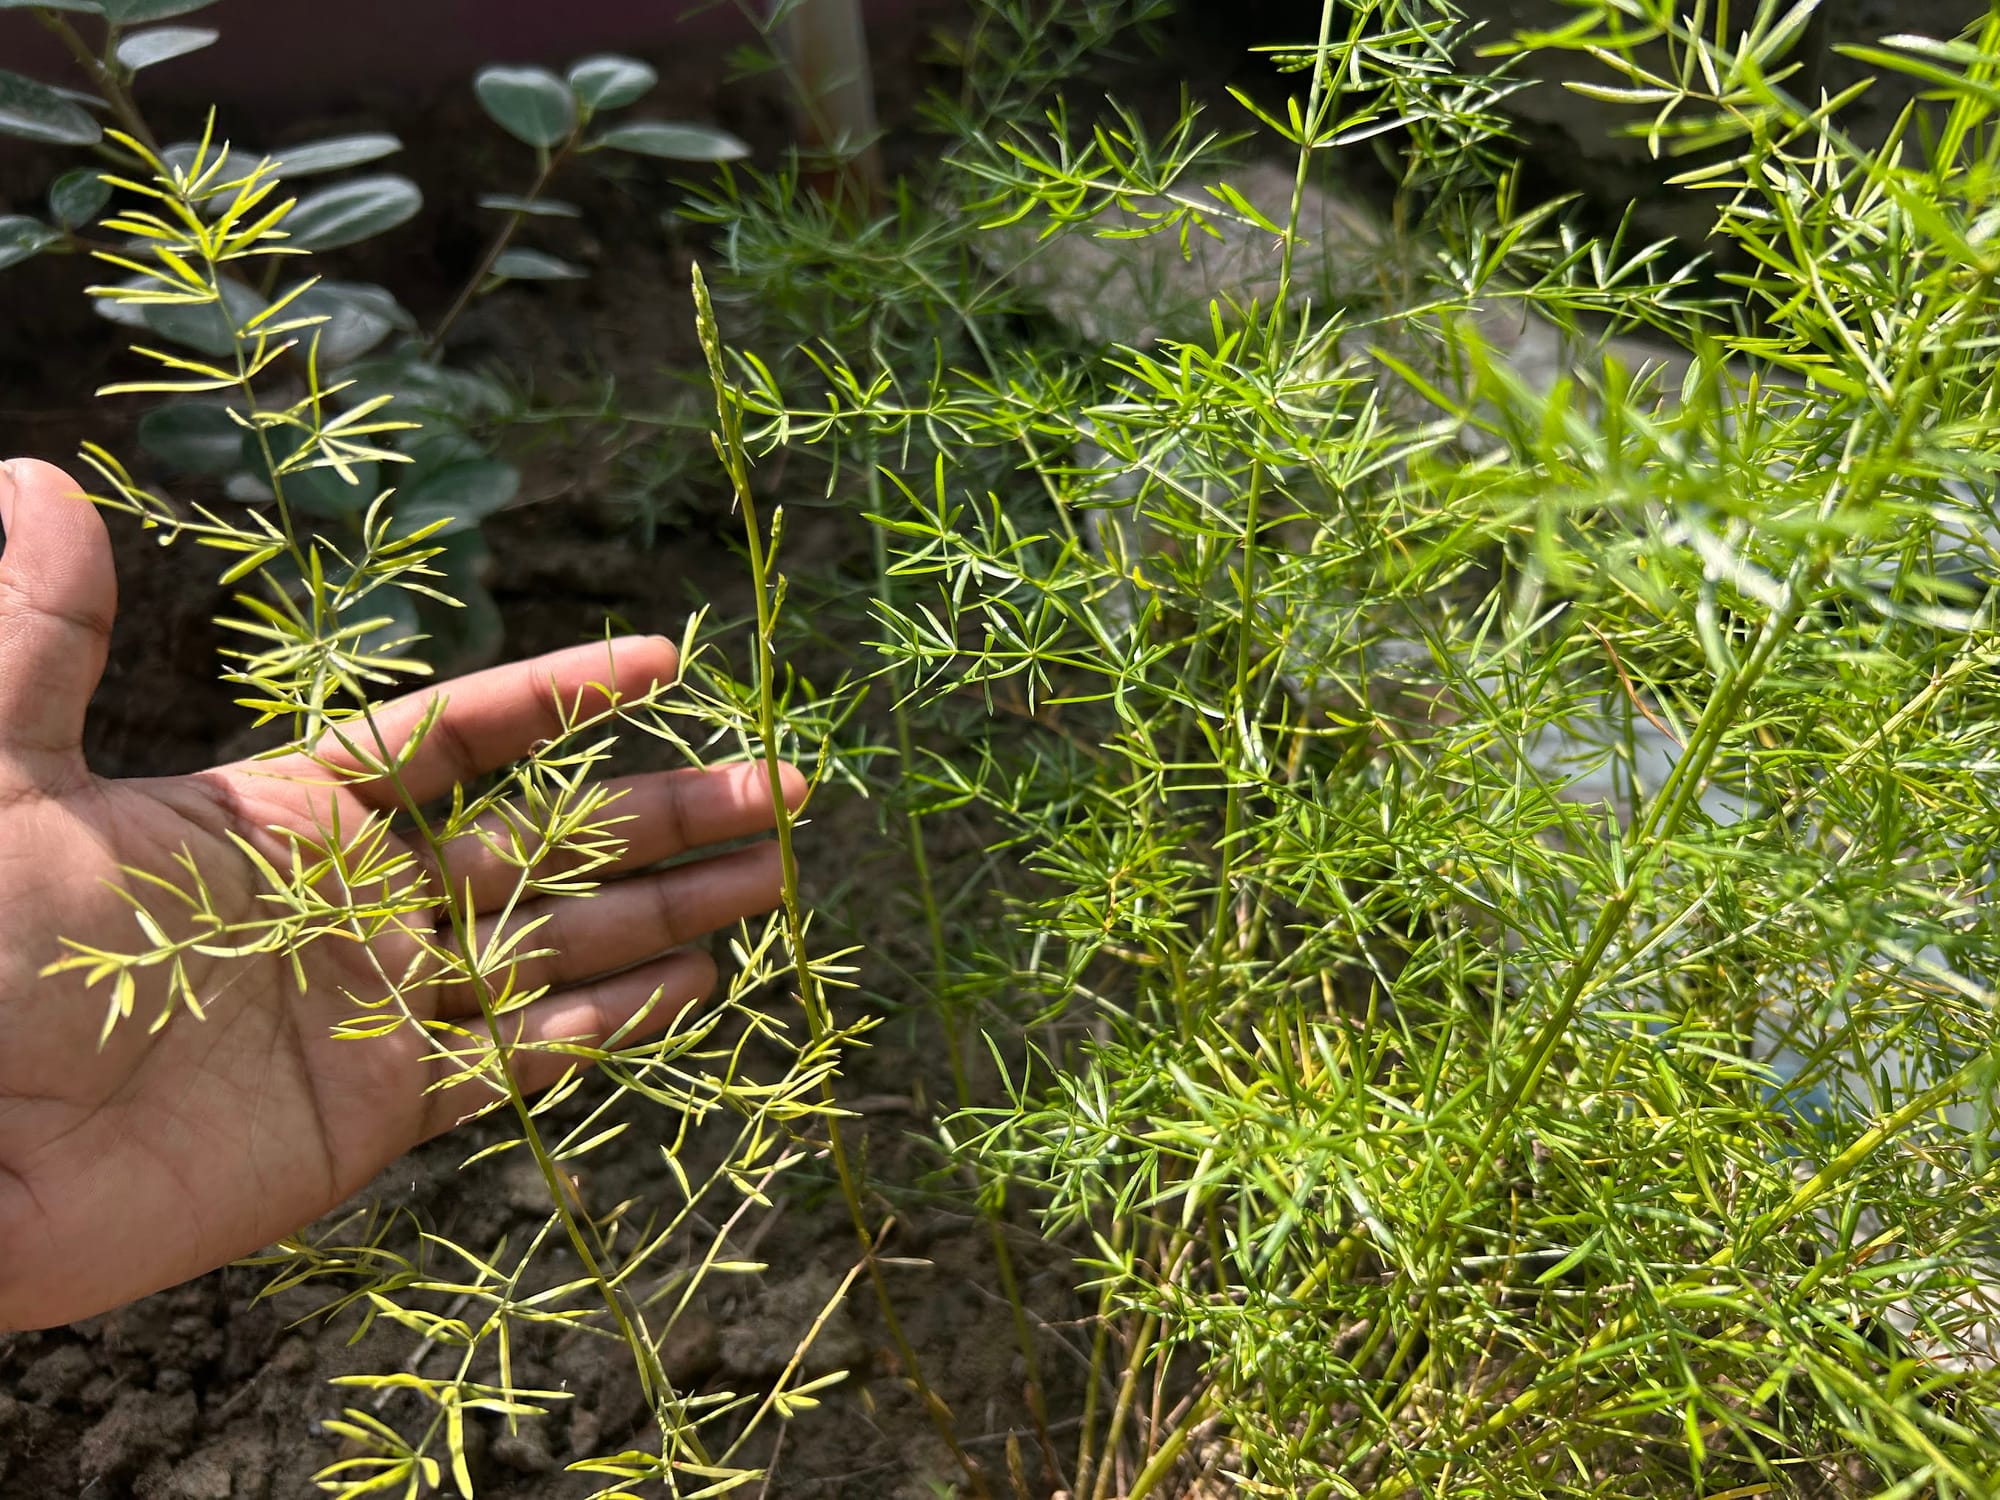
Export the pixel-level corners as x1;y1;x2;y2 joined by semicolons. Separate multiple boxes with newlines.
270;132;402;178
284;279;412;365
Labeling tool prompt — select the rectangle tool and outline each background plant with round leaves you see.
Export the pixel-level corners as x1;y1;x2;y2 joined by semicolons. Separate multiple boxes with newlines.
0;0;750;675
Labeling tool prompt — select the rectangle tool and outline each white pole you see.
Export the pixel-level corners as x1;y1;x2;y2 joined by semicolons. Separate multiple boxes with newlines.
770;0;883;205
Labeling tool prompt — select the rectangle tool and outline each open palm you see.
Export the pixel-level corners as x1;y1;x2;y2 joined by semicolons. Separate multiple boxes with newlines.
0;458;800;1330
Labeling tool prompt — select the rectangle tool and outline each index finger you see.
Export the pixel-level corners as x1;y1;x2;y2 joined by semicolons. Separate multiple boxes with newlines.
305;635;680;809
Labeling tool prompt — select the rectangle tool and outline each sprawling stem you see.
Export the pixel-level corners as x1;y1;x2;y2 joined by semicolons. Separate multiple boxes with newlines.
693;262;991;1497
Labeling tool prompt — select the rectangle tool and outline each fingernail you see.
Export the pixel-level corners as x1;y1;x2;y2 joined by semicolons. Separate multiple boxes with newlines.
0;460;16;537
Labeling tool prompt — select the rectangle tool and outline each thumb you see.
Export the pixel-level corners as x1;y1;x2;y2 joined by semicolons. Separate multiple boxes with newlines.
0;458;115;778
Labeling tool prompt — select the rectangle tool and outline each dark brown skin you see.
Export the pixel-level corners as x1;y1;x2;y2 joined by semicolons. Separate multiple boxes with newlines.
0;457;802;1330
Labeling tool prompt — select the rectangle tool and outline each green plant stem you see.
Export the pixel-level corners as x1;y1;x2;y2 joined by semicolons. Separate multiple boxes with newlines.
1355;1054;1988;1498
1202;456;1267;1023
1088;1308;1161;1500
1354;279;1968;1438
865;460;1066;1485
37;10;159;154
694;263;991;1499
427;135;577;353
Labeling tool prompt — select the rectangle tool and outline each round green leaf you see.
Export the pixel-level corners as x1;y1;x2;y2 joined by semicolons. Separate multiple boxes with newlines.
115;24;218;71
476;193;580;218
284;175;422;251
474;65;577;149
269;132;401;178
398;430;485;475
491;247;585;281
138;401;244;475
48;168;112;229
101;0;217;19
284;279;412;366
0;69;103;146
394;458;520;536
589;120;749;162
0;216;59;272
566;54;656;112
339;352;507;424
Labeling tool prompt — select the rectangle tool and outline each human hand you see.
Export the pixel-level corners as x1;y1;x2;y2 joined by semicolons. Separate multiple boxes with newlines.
0;458;802;1330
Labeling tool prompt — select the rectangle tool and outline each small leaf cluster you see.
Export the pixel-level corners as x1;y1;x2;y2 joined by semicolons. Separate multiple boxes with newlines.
469;53;750;285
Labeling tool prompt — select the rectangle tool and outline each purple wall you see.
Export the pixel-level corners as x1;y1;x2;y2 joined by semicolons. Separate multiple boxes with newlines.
0;2;936;107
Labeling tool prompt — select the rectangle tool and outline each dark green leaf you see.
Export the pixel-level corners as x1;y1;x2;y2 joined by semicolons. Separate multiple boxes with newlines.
400;456;520;524
339;352;507;424
269;133;401;178
566;54;656;111
394;458;520;537
138;401;245;474
284;175;422;251
491;247;585;281
588;120;749;161
247;426;379;518
0;69;103;146
136;277;267;356
96;276;268;354
0;216;59;272
476;193;580;218
398;430;486;475
473;65;576;149
417;535;506;674
101;0;217;19
284;279;412;365
48;168;112;229
115;24;217;71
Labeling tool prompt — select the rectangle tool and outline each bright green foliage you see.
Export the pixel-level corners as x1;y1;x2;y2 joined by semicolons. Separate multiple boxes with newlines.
18;0;2000;1490
679;0;2000;1492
